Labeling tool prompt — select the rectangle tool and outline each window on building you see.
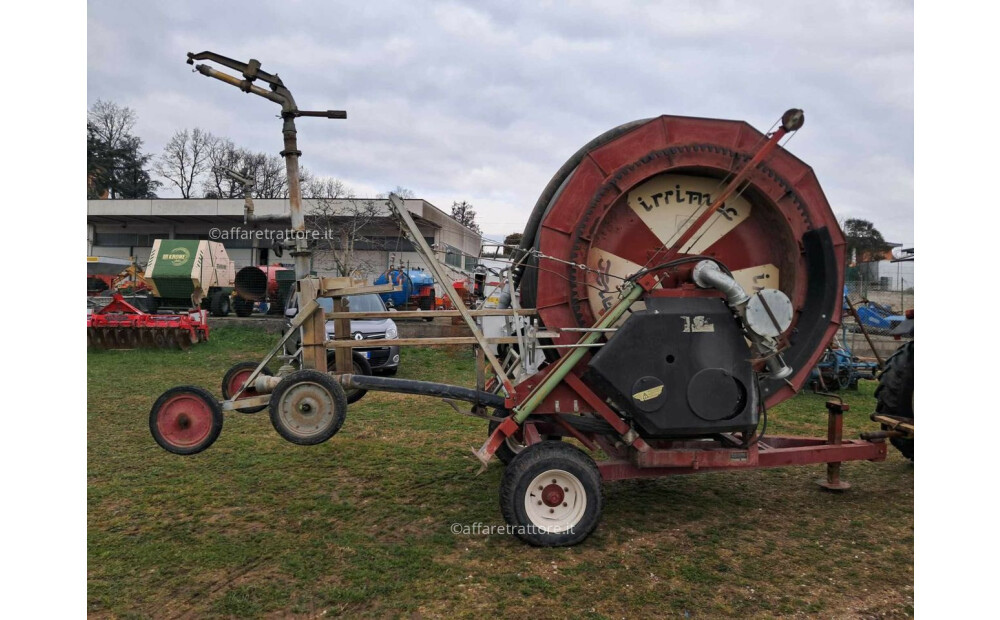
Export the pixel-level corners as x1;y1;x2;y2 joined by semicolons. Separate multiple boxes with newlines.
93;232;157;247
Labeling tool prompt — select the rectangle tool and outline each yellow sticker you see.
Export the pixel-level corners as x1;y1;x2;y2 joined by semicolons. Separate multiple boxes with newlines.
633;385;664;402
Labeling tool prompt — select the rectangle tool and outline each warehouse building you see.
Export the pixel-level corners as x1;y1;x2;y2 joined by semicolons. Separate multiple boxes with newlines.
87;197;482;289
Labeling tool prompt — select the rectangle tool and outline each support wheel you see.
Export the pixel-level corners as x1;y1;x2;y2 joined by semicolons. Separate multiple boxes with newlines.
327;352;372;404
874;341;914;460
233;297;255;317
488;415;562;466
222;362;274;414
210;292;231;317
149;386;223;455
269;370;347;445
500;441;602;547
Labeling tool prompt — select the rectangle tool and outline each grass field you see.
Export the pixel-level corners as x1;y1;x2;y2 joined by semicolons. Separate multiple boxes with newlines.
88;327;913;618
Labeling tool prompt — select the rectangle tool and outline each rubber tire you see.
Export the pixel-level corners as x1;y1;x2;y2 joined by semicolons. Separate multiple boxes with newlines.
210;292;231;317
149;385;223;455
221;362;274;414
488;416;562;466
327;351;372;404
234;297;254;317
874;341;914;460
268;370;348;445
500;441;603;547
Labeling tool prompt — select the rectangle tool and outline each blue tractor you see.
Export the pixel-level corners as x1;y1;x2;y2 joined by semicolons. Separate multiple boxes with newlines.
845;286;905;332
374;267;436;315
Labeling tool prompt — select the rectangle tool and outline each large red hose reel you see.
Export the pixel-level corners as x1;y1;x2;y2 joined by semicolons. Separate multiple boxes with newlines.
516;113;846;407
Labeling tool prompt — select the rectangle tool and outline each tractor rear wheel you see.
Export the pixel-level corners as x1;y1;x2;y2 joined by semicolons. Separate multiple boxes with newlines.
149;386;223;455
222;362;274;413
500;441;603;547
874;341;914;460
269;370;348;445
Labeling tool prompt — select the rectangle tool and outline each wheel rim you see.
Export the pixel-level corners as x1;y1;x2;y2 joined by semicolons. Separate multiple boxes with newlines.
275;380;337;439
156;393;214;448
524;469;587;534
228;369;259;400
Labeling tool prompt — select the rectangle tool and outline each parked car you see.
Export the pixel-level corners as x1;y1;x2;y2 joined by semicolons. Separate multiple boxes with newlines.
284;293;400;375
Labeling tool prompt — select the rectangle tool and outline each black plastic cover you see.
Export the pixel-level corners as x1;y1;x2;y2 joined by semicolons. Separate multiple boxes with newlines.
586;297;758;439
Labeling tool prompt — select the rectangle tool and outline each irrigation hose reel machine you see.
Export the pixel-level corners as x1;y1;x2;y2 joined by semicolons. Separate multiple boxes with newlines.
149;52;894;547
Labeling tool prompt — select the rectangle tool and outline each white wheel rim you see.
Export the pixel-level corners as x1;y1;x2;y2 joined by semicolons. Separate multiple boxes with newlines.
277;381;336;438
523;469;587;534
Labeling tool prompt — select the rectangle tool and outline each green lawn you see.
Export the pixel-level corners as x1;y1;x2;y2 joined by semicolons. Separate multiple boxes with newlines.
88;327;913;618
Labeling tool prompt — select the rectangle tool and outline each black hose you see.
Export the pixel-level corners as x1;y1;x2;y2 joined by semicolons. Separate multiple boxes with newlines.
337;374;506;408
625;255;733;283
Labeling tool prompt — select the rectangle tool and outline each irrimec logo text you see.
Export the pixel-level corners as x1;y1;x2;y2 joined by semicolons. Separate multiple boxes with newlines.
161;247;191;267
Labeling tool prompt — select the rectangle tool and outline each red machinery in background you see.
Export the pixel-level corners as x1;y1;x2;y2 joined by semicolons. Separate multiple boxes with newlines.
88;294;209;350
233;265;292;316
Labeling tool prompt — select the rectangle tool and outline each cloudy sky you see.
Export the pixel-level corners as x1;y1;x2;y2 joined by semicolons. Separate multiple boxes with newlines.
87;0;913;246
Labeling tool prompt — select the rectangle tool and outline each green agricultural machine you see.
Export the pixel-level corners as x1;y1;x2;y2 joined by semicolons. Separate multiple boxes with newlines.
144;239;236;317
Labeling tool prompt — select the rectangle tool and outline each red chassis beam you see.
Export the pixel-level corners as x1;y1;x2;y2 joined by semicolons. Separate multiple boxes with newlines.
513;420;887;483
597;436;886;482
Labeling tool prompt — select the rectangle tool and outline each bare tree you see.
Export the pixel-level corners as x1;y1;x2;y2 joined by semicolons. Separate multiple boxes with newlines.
389;185;416;199
88;100;137;150
306;178;387;277
154;128;215;198
241;150;312;199
202;138;245;199
87;100;159;199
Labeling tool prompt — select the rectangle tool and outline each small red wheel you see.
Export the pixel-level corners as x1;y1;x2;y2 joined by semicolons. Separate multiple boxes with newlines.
222;362;274;414
149;386;223;455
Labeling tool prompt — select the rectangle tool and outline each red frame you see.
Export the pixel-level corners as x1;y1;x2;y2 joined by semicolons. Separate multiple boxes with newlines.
501;378;886;482
87;294;209;343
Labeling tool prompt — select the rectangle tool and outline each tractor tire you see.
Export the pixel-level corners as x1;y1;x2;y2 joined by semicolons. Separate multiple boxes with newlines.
210;292;231;317
233;297;254;317
874;341;914;460
488;416;562;466
500;441;603;547
326;351;372;404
